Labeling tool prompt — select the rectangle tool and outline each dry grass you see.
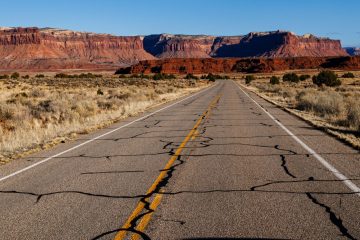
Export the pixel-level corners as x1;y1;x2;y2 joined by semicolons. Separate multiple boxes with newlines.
0;77;210;163
242;70;360;148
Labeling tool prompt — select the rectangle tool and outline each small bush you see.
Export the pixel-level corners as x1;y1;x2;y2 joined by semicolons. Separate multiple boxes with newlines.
312;70;341;87
245;75;255;84
299;74;311;81
35;74;45;78
202;73;229;80
270;76;280;85
22;75;30;79
283;73;299;83
152;73;176;80
342;72;355;78
54;73;101;78
346;101;360;131
0;74;9;79
185;74;198;80
0;105;14;120
97;89;104;95
11;72;20;79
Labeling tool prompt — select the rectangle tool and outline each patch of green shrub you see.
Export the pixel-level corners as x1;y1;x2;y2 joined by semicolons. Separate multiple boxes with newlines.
283;73;299;83
342;72;355;78
245;75;255;84
35;74;45;78
270;76;280;85
11;72;20;79
54;73;102;78
152;73;177;80
185;74;199;80
299;74;311;81
97;89;104;95
312;70;341;87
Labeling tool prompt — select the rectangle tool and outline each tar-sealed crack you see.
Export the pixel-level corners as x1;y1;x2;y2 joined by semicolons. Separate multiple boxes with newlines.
274;145;297;178
306;192;357;240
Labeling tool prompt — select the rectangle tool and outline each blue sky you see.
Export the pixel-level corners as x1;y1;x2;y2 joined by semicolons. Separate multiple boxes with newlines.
1;0;359;46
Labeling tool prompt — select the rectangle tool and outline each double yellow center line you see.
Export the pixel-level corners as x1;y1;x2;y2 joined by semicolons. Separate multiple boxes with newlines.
114;94;221;240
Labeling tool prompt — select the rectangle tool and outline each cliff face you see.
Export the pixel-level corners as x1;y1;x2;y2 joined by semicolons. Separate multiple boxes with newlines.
0;27;350;70
144;31;348;59
143;34;217;58
117;56;360;74
0;27;155;70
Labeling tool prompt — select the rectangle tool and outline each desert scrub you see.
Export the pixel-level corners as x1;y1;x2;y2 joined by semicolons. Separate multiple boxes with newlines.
0;77;210;161
346;100;360;131
295;90;344;118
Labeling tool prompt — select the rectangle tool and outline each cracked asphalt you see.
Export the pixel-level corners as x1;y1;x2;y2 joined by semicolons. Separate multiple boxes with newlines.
0;80;359;240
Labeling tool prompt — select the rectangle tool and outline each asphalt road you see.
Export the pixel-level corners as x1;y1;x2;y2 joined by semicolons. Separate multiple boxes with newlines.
0;80;359;240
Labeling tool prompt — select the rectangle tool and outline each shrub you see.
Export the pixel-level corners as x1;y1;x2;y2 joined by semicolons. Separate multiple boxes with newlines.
312;70;341;87
22;75;30;79
346;101;360;131
283;73;299;83
0;74;9;79
296;90;344;117
245;75;255;84
299;74;311;81
35;74;45;78
11;72;20;79
0;105;14;120
185;74;198;80
54;73;101;78
152;73;176;80
270;76;280;85
342;72;355;78
54;73;67;78
97;89;104;95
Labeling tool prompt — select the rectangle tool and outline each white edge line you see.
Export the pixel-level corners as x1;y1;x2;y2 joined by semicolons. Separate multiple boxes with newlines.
0;83;218;183
233;81;360;196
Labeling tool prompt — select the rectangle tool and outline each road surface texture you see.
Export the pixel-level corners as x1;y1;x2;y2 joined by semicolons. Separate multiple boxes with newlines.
0;80;359;240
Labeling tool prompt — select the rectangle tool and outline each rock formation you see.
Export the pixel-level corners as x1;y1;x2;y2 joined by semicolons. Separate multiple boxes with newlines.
0;27;350;70
117;56;360;74
0;27;155;70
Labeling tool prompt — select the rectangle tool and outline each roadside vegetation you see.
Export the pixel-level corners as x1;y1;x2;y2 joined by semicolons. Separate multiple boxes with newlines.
242;70;360;147
0;75;210;163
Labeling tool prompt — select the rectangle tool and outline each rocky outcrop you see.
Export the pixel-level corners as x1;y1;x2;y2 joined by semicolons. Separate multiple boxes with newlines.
344;47;360;56
225;31;348;58
117;56;360;74
143;34;217;58
0;27;155;70
0;27;350;70
145;31;348;59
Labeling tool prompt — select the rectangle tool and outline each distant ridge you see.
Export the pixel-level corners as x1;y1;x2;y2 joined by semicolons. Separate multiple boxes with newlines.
0;27;349;70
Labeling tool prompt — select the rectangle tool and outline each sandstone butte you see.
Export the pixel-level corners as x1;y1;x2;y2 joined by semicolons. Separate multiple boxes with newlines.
0;27;353;71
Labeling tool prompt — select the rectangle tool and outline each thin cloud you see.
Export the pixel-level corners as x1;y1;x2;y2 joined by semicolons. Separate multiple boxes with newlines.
326;32;341;35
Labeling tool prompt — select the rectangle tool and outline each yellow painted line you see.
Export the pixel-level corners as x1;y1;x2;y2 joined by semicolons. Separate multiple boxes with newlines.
114;94;221;240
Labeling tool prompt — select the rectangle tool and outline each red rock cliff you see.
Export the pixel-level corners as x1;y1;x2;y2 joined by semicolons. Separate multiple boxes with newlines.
0;27;155;70
0;27;350;70
117;56;360;74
